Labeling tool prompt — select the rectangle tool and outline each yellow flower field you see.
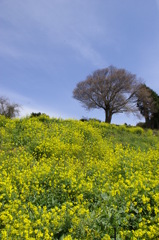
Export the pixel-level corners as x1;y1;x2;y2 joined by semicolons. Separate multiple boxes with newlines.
0;115;159;239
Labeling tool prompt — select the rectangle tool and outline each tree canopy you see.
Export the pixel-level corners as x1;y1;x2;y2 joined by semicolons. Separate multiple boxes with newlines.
136;84;159;129
73;66;141;123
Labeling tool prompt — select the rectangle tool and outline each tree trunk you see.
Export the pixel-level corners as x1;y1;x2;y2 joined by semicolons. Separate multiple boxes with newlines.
105;109;112;123
145;116;150;128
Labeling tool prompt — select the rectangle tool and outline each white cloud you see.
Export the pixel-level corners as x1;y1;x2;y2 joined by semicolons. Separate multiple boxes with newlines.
19;104;73;119
0;0;109;67
0;87;72;119
0;43;21;59
69;38;107;67
19;105;59;118
24;0;108;67
0;88;31;103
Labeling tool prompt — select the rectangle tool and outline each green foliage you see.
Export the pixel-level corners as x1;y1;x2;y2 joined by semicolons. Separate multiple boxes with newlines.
136;84;159;129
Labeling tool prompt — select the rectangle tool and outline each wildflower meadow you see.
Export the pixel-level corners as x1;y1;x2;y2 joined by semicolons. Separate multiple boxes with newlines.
0;115;159;239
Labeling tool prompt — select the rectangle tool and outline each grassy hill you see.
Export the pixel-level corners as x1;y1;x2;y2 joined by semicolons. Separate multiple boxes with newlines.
0;115;159;239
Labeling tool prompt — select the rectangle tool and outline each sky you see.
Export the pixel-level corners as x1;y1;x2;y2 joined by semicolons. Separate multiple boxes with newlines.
0;0;159;125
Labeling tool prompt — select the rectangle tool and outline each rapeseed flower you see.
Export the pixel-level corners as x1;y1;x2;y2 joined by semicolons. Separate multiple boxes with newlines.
0;116;159;239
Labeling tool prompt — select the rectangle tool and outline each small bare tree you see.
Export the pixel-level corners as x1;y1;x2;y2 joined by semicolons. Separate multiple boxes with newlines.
73;66;141;123
0;96;20;118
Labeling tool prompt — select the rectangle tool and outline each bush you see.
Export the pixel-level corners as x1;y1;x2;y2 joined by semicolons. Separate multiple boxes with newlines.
136;122;146;128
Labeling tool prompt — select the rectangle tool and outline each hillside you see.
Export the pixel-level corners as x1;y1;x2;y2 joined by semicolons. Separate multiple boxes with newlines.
0;115;159;239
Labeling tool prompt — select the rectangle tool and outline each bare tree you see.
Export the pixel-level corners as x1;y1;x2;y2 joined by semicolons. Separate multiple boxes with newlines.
73;66;141;123
0;96;20;118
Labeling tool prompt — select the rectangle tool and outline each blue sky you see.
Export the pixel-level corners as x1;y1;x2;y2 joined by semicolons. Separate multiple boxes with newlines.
1;0;159;125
